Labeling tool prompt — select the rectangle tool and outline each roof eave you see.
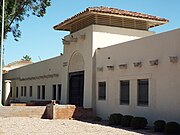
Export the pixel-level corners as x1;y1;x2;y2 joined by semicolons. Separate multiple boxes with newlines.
54;11;169;31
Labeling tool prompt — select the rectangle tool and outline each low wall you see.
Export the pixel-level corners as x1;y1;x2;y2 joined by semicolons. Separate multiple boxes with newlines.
0;106;46;118
0;103;95;120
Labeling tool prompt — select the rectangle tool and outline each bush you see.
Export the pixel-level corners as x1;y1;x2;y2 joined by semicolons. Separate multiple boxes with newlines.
121;115;134;127
131;117;148;129
165;122;180;134
109;113;123;125
92;116;102;122
154;120;166;132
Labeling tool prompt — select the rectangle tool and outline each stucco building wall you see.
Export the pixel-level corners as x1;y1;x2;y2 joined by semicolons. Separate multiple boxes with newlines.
95;28;180;124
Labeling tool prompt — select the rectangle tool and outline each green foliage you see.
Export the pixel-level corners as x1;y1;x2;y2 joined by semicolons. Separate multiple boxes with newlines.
92;116;102;122
0;0;51;41
165;122;180;134
21;55;32;61
109;113;123;126
121;115;134;127
130;117;147;129
154;120;166;132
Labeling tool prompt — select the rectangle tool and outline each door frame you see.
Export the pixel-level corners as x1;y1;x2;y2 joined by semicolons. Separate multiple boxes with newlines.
68;71;84;107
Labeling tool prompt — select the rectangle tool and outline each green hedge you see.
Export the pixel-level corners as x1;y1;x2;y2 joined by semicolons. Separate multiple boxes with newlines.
121;115;134;127
154;120;166;132
92;116;102;122
131;117;147;129
109;113;123;125
165;122;180;134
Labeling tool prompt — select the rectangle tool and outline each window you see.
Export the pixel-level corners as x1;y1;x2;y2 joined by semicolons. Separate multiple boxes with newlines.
138;79;149;106
58;84;61;100
42;85;45;100
37;86;40;99
24;86;26;97
16;87;18;98
29;86;32;97
98;82;106;100
120;80;130;105
52;85;56;100
10;87;12;97
21;86;23;96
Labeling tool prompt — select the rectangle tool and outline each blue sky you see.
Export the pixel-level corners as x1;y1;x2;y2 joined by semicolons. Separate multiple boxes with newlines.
4;0;180;64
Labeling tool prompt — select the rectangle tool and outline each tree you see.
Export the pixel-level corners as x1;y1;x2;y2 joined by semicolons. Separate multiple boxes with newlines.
0;0;51;42
21;55;32;61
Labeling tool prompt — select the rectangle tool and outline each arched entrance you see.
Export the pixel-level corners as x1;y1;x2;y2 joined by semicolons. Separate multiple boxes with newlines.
68;52;84;107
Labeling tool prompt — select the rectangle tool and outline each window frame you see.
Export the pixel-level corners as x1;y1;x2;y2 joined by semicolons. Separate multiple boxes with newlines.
37;86;41;99
98;81;106;100
21;86;23;97
42;85;45;100
16;87;18;98
58;84;61;101
120;80;130;105
29;86;33;97
24;86;26;97
137;79;149;106
52;84;56;100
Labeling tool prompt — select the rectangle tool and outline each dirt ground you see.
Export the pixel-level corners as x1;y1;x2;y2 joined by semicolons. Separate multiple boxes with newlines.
0;117;162;135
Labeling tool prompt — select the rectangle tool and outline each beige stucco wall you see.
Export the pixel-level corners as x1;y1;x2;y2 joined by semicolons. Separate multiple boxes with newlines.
92;25;154;53
61;25;93;108
4;56;63;102
95;28;180;124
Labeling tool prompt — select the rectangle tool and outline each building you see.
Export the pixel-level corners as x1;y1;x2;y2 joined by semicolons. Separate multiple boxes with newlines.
3;60;32;73
3;7;180;125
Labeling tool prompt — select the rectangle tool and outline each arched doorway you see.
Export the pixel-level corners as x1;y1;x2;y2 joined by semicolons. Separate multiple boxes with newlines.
68;52;84;107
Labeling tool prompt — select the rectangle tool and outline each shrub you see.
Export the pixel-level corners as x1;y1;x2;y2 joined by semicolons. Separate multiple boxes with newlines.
121;115;134;127
92;116;102;122
165;122;180;134
131;117;148;129
154;120;166;132
109;113;123;125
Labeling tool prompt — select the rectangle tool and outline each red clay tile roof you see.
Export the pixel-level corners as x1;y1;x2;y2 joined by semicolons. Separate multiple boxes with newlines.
54;6;169;29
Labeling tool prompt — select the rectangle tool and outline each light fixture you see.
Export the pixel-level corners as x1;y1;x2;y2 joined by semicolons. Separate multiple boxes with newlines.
133;62;142;68
119;64;127;69
107;65;114;70
169;56;178;63
149;59;158;66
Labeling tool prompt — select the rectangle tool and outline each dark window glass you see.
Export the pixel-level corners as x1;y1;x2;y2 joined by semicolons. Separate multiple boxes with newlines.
37;86;40;99
52;85;56;100
16;87;18;98
21;86;23;96
42;85;45;100
58;84;61;100
29;86;32;97
120;80;130;105
98;82;106;100
10;87;12;97
138;79;149;106
24;86;26;97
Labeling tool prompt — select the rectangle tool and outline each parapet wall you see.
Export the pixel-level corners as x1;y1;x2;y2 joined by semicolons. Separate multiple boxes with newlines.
0;103;95;120
0;106;46;118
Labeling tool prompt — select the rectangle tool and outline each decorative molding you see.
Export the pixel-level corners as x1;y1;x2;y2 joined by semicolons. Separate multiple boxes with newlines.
70;37;78;42
63;62;68;67
97;67;103;72
133;62;142;68
169;56;178;63
107;65;114;70
19;73;59;81
79;34;86;40
149;59;159;66
119;64;127;69
62;39;70;45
